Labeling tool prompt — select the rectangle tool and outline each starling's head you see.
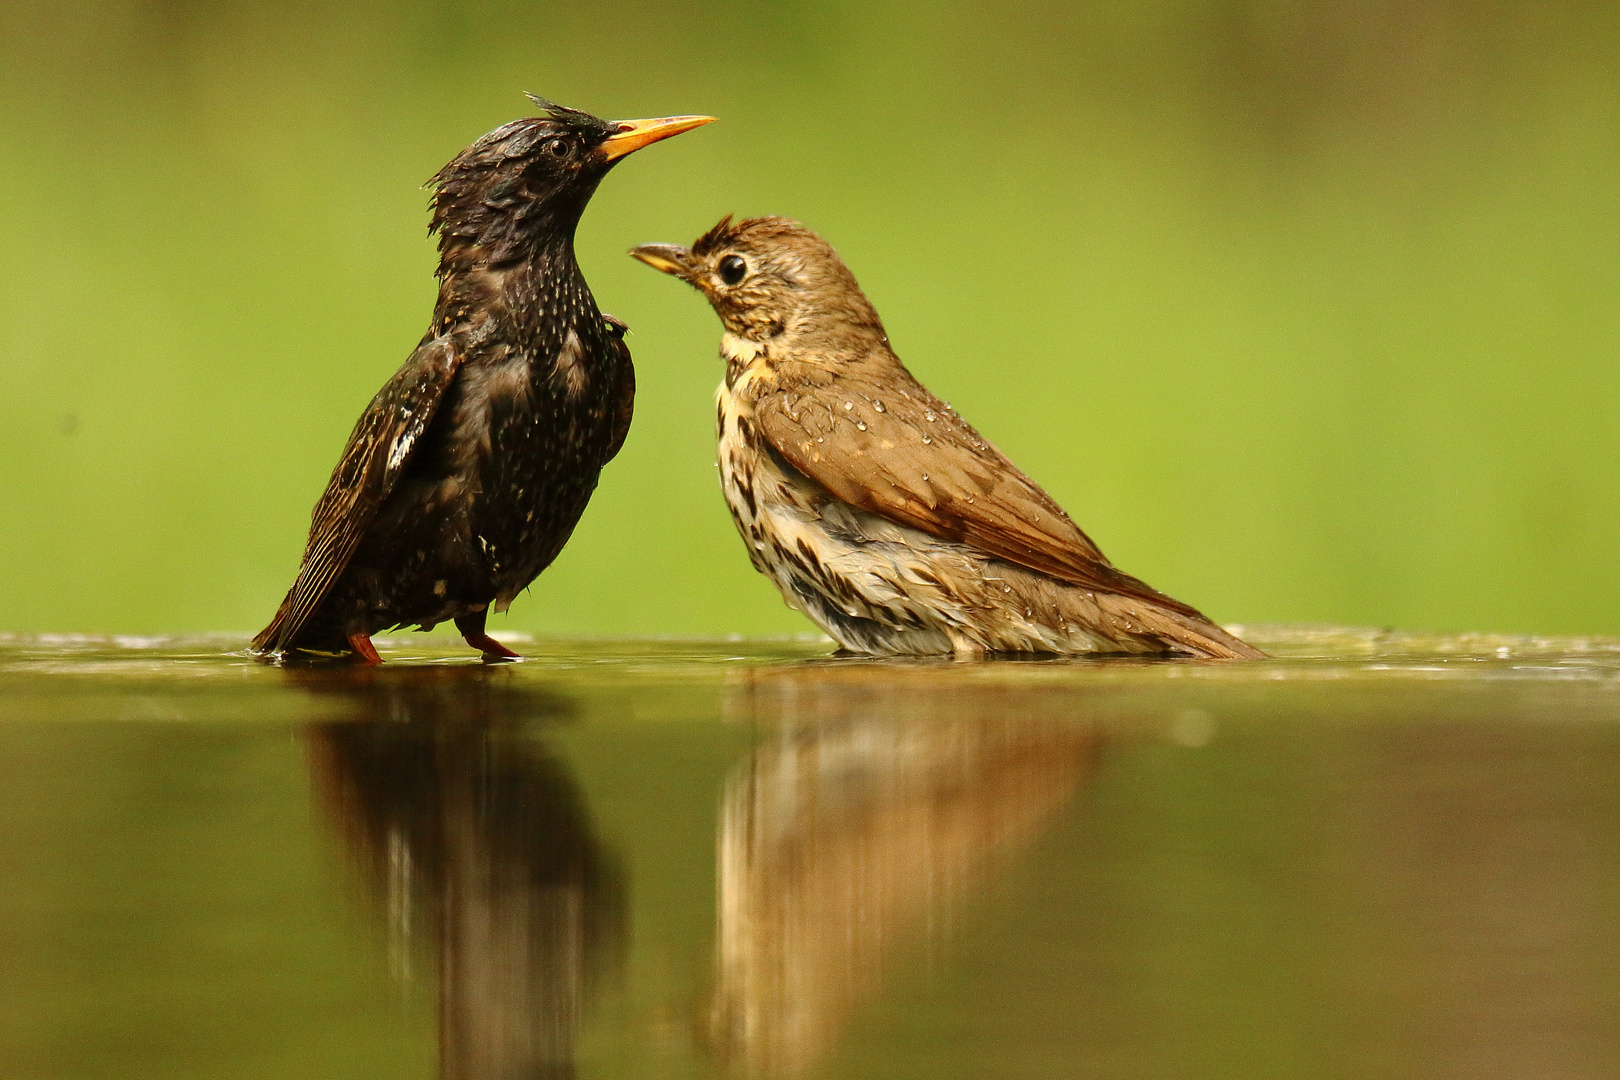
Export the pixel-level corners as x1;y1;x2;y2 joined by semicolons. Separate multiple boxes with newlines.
431;95;712;265
631;216;884;343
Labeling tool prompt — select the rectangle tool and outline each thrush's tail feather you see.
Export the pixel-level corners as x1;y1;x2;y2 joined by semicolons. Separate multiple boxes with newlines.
1093;591;1265;660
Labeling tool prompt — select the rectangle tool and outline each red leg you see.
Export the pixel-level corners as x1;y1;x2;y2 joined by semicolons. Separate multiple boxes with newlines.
347;632;383;665
455;612;520;659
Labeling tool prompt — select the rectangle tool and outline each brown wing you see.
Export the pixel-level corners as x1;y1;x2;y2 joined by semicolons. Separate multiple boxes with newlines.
602;315;634;463
256;336;463;652
753;364;1207;618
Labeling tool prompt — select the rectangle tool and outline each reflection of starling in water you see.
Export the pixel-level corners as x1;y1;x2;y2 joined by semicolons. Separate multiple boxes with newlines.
304;669;624;1079
632;217;1262;659
253;97;713;664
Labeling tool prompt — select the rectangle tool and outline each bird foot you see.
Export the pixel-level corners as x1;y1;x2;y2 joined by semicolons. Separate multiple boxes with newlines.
347;633;383;665
464;632;520;661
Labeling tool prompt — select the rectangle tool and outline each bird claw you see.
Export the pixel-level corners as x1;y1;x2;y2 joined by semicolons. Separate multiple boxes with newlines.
464;632;521;661
347;633;383;665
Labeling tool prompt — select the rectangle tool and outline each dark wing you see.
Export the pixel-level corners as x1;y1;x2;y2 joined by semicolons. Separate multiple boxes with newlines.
602;315;634;463
753;364;1207;617
260;336;463;651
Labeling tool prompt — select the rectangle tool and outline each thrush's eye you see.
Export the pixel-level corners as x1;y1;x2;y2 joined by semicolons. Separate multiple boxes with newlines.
542;137;572;159
718;254;747;285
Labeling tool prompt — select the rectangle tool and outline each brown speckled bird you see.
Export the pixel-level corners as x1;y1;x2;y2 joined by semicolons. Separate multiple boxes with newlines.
253;97;712;663
631;216;1262;659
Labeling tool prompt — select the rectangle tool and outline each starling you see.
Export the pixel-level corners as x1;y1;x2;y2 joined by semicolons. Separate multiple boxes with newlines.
254;97;713;663
631;217;1263;659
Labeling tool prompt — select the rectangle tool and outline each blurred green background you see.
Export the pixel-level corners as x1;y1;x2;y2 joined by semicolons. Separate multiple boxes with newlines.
3;0;1619;639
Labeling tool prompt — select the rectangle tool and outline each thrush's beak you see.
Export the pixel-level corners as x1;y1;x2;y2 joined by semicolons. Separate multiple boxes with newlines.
629;243;695;278
600;115;715;162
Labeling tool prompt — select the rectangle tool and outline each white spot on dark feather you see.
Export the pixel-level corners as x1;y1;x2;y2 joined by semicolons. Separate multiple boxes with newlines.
387;430;417;470
554;329;589;400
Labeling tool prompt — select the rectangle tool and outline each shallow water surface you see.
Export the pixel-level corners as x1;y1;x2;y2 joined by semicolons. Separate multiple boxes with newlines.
2;628;1619;1079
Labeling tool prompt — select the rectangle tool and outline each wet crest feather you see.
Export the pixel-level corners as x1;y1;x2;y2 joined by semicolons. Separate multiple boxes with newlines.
423;96;614;269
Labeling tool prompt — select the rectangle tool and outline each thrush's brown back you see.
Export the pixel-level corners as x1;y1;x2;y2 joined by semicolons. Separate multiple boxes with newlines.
753;361;1213;618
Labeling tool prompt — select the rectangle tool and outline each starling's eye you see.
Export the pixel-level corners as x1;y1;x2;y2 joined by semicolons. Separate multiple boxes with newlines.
718;254;748;285
542;137;572;159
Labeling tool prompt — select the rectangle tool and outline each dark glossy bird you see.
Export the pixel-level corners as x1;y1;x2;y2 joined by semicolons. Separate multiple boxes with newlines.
254;97;713;663
631;216;1263;659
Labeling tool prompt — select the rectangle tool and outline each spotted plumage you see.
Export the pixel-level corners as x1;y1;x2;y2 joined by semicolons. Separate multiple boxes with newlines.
254;98;711;662
632;216;1263;659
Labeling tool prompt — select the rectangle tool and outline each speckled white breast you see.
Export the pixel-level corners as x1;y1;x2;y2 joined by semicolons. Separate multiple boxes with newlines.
713;336;806;582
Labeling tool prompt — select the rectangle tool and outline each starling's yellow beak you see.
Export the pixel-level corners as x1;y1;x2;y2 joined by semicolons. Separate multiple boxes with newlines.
600;115;715;162
629;243;694;277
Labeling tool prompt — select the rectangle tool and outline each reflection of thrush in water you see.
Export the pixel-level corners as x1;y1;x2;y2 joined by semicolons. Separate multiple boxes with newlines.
713;666;1097;1075
301;668;624;1080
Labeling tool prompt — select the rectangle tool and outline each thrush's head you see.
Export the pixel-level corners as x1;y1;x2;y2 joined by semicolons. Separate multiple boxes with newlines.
631;216;885;343
431;95;712;268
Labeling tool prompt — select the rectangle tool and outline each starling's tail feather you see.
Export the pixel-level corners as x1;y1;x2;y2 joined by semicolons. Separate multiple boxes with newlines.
250;590;353;657
250;593;293;654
